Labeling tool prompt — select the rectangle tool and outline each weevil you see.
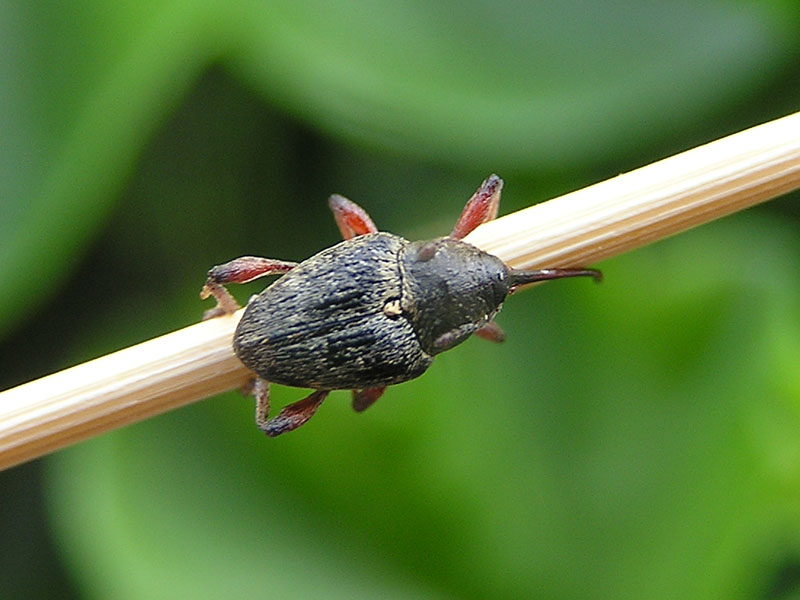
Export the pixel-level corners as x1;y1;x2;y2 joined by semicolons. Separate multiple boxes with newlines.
201;175;601;436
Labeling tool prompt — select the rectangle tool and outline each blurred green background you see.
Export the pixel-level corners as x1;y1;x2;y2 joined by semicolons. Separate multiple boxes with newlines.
2;1;800;598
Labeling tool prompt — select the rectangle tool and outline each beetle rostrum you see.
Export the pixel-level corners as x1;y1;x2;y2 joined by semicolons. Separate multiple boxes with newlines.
201;175;601;436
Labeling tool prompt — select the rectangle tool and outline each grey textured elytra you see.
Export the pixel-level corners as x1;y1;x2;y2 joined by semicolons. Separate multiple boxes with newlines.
201;175;601;436
234;233;434;390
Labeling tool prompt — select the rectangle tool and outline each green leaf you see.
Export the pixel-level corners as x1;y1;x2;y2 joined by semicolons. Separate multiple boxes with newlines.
0;1;221;334
230;1;799;168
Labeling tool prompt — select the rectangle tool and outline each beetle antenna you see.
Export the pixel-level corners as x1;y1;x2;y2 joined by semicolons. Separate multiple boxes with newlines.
507;267;602;288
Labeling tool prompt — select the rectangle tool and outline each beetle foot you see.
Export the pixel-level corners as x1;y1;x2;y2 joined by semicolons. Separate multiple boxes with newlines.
200;257;298;319
474;320;506;343
200;281;241;319
352;386;387;412
261;390;329;437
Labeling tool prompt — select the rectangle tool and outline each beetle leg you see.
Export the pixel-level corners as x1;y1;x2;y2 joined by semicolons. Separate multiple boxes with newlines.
200;256;298;319
328;194;379;240
450;174;503;239
474;320;506;343
260;390;329;437
352;386;387;412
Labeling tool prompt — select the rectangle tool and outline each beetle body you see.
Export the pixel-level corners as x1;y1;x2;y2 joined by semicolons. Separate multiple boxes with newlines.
201;175;600;436
234;233;511;390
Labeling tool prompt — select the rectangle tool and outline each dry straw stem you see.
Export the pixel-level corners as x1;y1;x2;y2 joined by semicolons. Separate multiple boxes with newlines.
2;111;800;470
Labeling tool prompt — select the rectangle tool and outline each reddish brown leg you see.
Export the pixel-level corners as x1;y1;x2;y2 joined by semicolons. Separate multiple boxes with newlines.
352;386;387;412
474;320;506;343
260;390;329;437
200;256;297;319
450;174;503;239
328;194;378;240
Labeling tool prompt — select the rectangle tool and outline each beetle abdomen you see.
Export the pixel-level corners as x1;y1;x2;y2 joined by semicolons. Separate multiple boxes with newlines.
234;233;433;389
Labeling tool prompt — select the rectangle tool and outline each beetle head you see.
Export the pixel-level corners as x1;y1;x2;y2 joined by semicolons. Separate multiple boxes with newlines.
399;238;512;354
